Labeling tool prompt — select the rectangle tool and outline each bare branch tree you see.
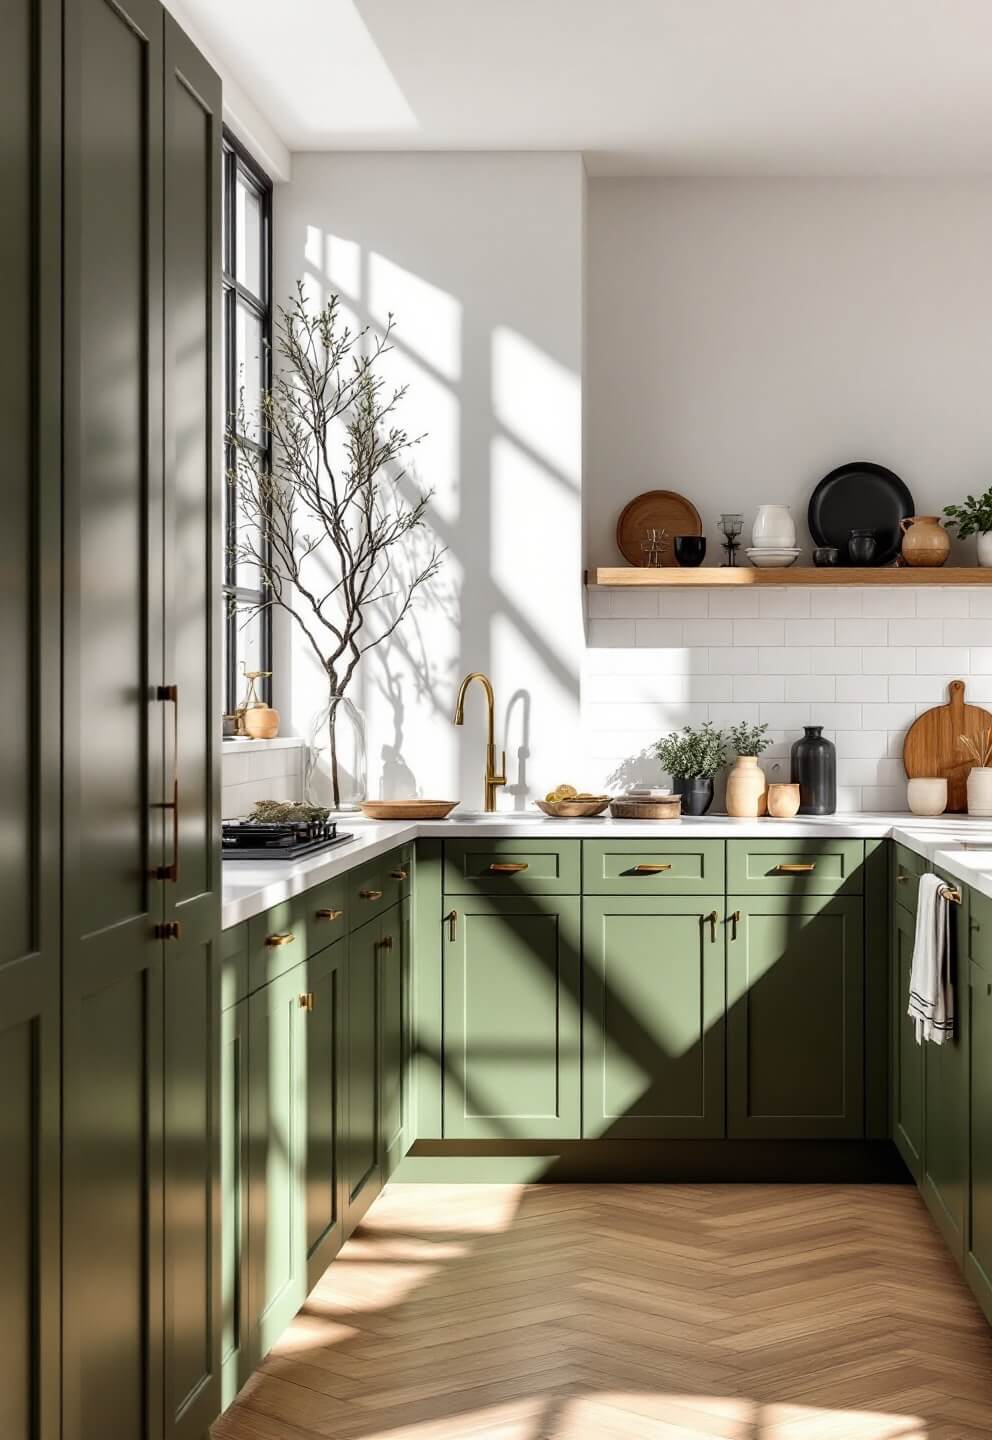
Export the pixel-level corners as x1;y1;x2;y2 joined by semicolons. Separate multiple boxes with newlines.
229;283;444;807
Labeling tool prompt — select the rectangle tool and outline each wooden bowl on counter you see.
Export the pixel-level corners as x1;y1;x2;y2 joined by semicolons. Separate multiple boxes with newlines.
535;796;610;819
609;797;682;821
360;800;458;821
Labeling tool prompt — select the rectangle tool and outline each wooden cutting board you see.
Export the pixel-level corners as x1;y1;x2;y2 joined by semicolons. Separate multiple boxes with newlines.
616;490;702;566
903;679;992;812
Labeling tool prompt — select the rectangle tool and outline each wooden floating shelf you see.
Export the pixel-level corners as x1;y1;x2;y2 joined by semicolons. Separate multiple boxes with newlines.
587;566;992;587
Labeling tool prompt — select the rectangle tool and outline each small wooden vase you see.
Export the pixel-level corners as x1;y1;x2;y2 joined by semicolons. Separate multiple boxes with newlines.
900;515;950;567
726;756;768;817
244;704;280;740
767;782;801;818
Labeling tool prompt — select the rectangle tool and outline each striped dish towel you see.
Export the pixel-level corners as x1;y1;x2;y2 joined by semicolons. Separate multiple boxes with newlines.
908;873;954;1045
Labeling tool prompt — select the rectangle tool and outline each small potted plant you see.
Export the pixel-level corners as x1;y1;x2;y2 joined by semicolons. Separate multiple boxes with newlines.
654;722;726;816
943;485;992;567
726;722;772;818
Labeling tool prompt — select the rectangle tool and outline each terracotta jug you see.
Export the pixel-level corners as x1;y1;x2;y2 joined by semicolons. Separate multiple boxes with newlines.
726;755;768;818
900;515;949;568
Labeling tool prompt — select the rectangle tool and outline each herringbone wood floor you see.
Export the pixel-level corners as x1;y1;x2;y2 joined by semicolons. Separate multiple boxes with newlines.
213;1184;992;1440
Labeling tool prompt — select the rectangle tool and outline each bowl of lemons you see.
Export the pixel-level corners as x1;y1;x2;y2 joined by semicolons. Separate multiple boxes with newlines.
535;784;610;818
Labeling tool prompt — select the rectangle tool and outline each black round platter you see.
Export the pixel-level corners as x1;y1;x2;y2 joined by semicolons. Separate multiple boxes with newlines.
807;461;914;566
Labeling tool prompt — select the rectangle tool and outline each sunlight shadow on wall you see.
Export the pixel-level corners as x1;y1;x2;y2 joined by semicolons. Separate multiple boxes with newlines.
491;324;580;486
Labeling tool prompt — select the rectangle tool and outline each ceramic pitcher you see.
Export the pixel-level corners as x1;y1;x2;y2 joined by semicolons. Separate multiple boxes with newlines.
900;515;949;568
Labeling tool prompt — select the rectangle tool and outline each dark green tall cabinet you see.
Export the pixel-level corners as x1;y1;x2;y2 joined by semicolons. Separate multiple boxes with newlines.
4;1;222;1437
2;2;63;1438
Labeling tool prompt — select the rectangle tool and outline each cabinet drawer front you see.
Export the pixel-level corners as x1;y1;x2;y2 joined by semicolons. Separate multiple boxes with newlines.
727;839;864;895
349;859;391;930
583;840;724;895
248;901;309;992
894;844;925;918
383;846;413;906
305;875;348;944
444;839;580;895
971;889;992;969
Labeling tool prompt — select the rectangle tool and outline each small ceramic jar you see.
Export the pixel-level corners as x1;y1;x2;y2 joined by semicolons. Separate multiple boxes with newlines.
848;529;876;565
752;504;796;549
907;777;948;817
244;704;280;740
900;515;950;568
978;532;992;568
767;782;801;819
967;767;992;817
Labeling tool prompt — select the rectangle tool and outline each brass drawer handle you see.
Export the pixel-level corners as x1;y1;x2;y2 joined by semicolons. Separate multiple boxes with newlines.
634;863;672;874
360;888;383;901
390;868;409;881
299;992;315;1011
729;909;741;941
446;909;458;941
774;863;816;874
265;932;295;948
896;867;909;884
940;886;962;905
315;908;343;922
705;910;719;942
489;862;528;874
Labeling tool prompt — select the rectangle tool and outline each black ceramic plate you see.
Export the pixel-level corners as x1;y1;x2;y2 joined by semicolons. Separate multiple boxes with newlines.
807;461;914;566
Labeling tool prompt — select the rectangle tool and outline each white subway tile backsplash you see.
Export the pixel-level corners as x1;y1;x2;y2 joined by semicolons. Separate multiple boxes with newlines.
582;584;985;812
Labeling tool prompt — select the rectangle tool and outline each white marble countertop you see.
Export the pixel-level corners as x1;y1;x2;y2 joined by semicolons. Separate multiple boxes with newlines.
221;811;992;927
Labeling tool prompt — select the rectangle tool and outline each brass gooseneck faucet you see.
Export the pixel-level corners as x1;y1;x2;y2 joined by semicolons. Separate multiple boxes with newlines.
452;672;506;812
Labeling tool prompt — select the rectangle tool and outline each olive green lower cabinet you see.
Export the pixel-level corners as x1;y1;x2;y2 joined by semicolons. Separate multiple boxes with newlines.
442;896;582;1139
582;897;725;1138
968;943;992;1325
726;896;865;1138
891;900;925;1181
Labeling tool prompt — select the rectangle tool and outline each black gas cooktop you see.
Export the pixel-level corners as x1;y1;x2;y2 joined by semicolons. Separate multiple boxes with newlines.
221;818;353;862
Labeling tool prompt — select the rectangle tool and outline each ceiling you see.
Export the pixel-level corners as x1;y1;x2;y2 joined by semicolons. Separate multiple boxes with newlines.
177;0;992;175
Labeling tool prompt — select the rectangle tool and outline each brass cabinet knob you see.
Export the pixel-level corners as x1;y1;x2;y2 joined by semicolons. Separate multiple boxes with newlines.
265;932;295;947
299;992;315;1011
315;908;343;922
376;935;394;952
359;888;383;901
155;921;182;941
390;868;408;881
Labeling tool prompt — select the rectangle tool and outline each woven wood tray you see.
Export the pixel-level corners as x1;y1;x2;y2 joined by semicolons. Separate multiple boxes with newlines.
609;797;682;820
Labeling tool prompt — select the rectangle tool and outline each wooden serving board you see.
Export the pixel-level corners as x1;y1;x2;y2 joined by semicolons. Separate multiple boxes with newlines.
903;679;992;812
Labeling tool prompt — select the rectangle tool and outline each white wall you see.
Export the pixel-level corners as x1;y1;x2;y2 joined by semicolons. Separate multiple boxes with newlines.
273;153;585;808
586;179;992;567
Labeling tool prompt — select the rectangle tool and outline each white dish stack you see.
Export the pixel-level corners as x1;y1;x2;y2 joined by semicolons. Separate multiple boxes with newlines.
745;504;801;567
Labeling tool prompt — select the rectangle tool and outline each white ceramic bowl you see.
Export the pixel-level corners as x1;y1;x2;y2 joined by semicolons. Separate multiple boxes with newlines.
907;777;948;817
745;548;801;568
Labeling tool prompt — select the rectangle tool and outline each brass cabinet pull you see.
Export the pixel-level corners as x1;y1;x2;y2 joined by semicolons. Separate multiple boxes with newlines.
376;935;394;952
896;867;909;884
151;683;179;882
360;888;383;901
315;908;343;922
940;886;962;905
155;921;182;941
489;862;528;874
775;863;816;874
299;992;315;1012
729;909;741;941
705;910;718;942
445;909;458;941
265;932;295;948
634;863;672;874
390;868;409;881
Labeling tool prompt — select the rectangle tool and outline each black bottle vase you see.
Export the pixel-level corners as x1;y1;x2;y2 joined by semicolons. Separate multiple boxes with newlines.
790;726;836;815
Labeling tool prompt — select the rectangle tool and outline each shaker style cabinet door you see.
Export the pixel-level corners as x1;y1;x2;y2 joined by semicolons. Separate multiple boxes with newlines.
60;4;168;1439
346;918;383;1229
305;937;349;1290
922;875;969;1263
968;959;992;1325
891;899;924;1181
220;999;253;1408
0;1;62;1435
442;897;582;1140
162;17;223;1438
380;898;412;1176
726;896;864;1139
582;898;726;1139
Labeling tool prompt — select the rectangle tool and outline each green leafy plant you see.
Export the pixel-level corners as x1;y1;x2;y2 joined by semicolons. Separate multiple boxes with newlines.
943;486;992;540
727;721;772;757
654;722;726;779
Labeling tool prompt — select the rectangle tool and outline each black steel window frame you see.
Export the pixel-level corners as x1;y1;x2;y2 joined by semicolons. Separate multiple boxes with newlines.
222;127;273;714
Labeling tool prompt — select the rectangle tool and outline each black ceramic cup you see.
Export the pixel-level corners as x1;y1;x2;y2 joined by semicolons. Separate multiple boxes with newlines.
813;546;840;567
674;535;706;567
848;529;877;565
673;775;714;816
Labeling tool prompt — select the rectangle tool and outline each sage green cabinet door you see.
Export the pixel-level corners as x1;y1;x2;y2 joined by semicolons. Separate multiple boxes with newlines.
922;877;969;1262
62;1;167;1437
380;898;412;1176
892;900;924;1181
443;897;582;1140
306;938;348;1289
347;918;382;1228
968;959;992;1325
2;0;61;1435
727;896;864;1139
220;1000;252;1408
582;898;725;1139
248;965;307;1360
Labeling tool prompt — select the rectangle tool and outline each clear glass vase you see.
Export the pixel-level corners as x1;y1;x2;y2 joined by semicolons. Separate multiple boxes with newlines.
305;690;367;811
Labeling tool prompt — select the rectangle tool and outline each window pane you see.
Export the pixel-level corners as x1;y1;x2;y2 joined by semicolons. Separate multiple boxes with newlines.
234;609;266;707
235;173;263;296
234;299;264;441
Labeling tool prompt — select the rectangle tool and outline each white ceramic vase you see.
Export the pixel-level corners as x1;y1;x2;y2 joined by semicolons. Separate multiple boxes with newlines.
752;504;796;549
725;755;768;818
967;766;992;817
977;531;992;568
907;777;947;817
